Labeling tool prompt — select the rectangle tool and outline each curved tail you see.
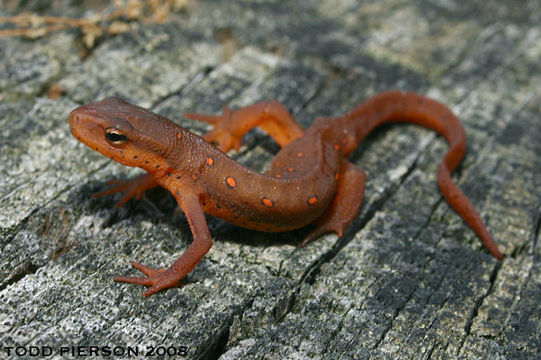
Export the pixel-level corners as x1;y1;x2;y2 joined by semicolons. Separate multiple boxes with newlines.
339;91;503;260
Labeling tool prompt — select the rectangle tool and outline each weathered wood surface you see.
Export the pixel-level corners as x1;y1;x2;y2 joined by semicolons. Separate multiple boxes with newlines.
1;1;540;359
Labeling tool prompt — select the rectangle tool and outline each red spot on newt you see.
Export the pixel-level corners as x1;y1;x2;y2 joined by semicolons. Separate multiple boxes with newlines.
225;176;237;188
334;143;340;151
261;197;274;207
297;152;303;157
207;157;214;166
287;167;294;172
177;132;182;139
307;196;318;206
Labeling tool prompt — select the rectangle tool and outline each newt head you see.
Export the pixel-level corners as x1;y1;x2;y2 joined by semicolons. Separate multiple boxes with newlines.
69;97;181;170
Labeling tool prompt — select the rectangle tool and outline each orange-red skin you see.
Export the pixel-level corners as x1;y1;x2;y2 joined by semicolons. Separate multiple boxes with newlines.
69;91;504;296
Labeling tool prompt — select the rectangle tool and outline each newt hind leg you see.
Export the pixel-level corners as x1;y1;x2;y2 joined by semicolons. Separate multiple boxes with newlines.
301;162;367;247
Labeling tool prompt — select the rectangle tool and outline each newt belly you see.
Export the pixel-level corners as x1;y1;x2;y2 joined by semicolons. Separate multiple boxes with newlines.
69;90;503;296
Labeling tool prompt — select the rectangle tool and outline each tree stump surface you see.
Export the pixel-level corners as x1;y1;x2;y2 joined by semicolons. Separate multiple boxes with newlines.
1;1;540;359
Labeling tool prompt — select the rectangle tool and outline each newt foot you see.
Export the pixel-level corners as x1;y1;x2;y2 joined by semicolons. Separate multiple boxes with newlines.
114;261;180;297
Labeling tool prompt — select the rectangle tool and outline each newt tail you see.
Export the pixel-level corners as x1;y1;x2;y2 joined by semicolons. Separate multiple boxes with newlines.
329;92;503;260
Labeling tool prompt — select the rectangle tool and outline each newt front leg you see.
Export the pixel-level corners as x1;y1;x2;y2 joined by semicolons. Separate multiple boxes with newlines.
115;189;212;296
93;173;160;208
185;100;305;152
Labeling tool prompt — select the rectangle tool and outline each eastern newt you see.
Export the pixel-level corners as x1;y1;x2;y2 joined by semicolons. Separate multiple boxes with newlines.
69;91;504;296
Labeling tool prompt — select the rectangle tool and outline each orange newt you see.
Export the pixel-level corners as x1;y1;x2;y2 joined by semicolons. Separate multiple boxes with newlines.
69;91;504;296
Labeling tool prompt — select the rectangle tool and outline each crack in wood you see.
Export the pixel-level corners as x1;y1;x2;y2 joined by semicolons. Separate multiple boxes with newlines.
531;208;541;255
0;262;39;292
458;261;502;354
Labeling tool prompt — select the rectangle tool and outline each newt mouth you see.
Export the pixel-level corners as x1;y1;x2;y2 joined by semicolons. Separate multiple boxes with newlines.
69;107;108;153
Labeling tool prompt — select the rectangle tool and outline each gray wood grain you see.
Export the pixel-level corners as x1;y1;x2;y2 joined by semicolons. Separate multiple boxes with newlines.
1;1;540;359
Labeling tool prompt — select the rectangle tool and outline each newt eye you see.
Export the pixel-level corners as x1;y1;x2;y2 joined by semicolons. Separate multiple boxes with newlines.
105;128;128;146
